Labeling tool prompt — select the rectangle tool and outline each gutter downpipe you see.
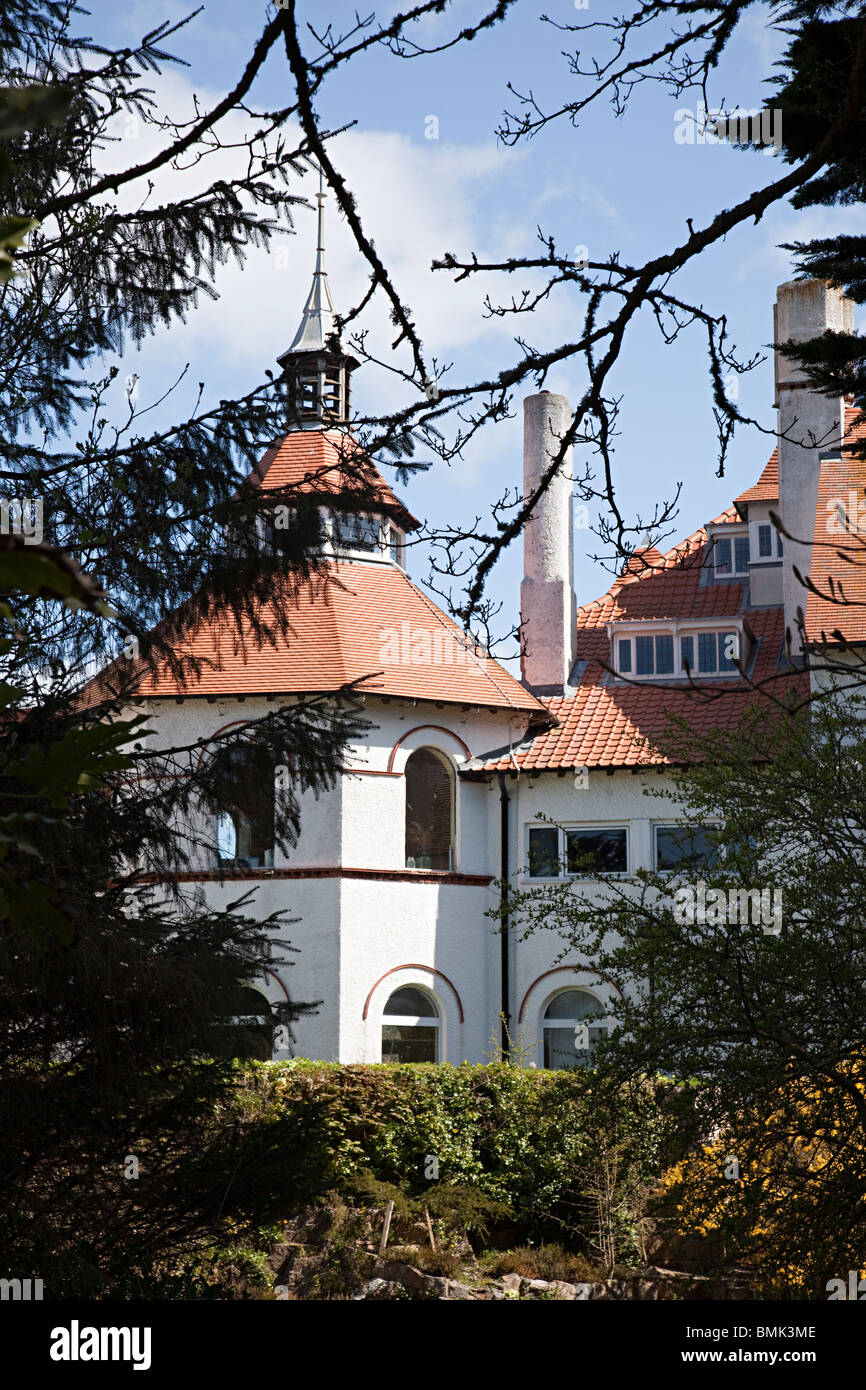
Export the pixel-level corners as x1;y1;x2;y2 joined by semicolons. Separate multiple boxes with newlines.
498;771;511;1058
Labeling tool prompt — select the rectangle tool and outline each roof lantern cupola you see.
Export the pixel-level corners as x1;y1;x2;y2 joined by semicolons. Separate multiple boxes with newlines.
277;166;358;430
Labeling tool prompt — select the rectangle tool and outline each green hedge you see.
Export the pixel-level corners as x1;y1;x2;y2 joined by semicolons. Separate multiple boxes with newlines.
252;1061;664;1256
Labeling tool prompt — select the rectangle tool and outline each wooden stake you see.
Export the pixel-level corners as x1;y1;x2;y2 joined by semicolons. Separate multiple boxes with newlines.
378;1199;395;1256
424;1206;437;1251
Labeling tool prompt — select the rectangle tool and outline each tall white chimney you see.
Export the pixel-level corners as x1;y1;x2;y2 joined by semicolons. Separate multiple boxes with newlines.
520;391;576;692
775;280;853;655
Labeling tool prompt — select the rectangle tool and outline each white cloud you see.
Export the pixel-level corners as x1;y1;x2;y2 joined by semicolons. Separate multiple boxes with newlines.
87;67;576;465
534;175;626;235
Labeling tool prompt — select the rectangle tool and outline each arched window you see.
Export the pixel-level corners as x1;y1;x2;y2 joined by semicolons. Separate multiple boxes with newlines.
216;984;274;1061
542;989;608;1070
212;743;275;869
381;986;440;1064
405;748;454;871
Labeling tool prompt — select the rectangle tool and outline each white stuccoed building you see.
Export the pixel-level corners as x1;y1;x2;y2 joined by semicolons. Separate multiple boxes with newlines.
115;196;864;1067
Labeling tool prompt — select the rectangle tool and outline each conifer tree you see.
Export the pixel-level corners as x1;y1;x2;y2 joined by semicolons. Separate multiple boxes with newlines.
0;1;371;1295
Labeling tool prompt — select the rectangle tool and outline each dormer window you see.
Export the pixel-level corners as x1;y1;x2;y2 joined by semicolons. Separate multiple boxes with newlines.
611;621;745;679
333;512;381;553
635;632;674;676
756;523;783;560
389;525;405;567
680;630;738;676
712;531;749;577
327;513;410;566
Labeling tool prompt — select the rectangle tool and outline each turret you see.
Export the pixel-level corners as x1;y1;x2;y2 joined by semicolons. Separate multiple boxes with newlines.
277;168;357;429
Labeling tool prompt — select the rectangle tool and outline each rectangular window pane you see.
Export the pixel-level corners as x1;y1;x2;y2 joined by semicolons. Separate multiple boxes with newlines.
636;635;654;675
680;635;694;673
698;631;717;673
382;1025;437;1065
655;633;674;675
718;631;737;672
528;826;560;878
543;1027;582;1070
758;523;772;558
618;638;632;673
734;535;750;573
714;536;732;574
777;531;783;557
334;514;379;551
543;1025;607;1070
566;828;627;875
655;825;716;871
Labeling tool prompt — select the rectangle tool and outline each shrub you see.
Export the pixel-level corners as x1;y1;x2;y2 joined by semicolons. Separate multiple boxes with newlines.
253;1060;665;1267
424;1184;512;1239
491;1244;602;1283
388;1244;465;1279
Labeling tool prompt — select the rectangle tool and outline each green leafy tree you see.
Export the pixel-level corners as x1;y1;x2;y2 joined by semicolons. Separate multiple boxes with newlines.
498;696;866;1293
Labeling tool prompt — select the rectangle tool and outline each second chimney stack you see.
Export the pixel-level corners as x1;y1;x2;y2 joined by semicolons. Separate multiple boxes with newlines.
775;279;853;653
520;391;577;693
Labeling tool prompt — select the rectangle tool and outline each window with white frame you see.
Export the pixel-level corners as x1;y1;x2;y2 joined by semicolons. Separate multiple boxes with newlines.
680;629;739;675
756;522;783;561
405;748;454;870
381;986;440;1063
212;743;275;869
332;511;381;553
388;524;406;569
634;631;674;677
712;530;750;577
542;989;608;1069
654;824;717;872
527;824;628;878
613;624;742;679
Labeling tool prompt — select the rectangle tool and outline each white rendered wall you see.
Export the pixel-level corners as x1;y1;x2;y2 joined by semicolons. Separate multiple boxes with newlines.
129;692;720;1066
337;877;498;1064
508;766;695;1064
162;874;344;1061
135;693;532;1062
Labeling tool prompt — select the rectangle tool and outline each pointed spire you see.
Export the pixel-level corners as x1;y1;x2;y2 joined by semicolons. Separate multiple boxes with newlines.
285;164;338;355
278;164;357;430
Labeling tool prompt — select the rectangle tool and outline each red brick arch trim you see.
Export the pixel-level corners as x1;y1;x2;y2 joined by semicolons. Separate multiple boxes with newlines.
263;966;291;1004
386;725;472;773
518;966;625;1023
363;964;465;1023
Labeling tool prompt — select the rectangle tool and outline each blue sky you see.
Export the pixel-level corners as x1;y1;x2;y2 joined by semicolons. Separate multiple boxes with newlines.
89;1;864;658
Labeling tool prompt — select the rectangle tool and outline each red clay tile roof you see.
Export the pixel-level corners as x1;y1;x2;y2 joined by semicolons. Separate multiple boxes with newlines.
805;410;866;648
126;560;546;715
734;453;778;510
246;430;420;531
617;544;665;579
482;475;806;771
